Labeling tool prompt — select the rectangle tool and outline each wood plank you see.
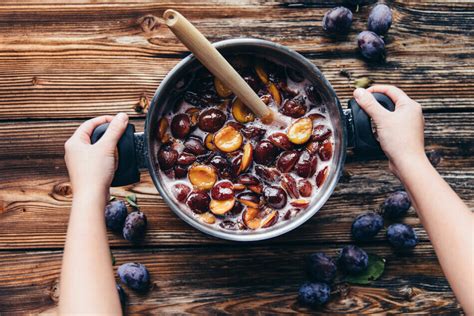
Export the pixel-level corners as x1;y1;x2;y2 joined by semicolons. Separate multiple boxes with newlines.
0;1;472;119
0;244;461;314
0;113;472;249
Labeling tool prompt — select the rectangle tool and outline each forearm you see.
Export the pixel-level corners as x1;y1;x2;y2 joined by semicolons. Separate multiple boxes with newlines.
59;189;121;315
395;156;474;313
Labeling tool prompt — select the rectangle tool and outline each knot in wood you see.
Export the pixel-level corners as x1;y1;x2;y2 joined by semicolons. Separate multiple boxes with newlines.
53;182;72;197
139;15;160;33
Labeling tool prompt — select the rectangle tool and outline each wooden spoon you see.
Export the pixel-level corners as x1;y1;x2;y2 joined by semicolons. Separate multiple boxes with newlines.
163;9;279;125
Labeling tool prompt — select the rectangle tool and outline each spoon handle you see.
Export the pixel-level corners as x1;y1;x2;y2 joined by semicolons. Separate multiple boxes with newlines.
163;9;273;123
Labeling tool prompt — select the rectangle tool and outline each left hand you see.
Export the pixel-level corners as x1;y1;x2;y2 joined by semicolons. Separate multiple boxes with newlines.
64;113;129;196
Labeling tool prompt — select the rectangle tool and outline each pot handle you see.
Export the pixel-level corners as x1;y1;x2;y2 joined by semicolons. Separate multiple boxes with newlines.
347;93;395;155
90;123;142;187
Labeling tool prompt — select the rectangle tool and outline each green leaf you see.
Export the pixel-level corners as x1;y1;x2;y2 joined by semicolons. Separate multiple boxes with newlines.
344;254;385;285
354;77;374;89
126;194;139;209
111;252;116;266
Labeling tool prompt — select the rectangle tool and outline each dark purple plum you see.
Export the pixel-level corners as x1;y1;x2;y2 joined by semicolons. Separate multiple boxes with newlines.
306;252;337;283
123;211;147;243
357;31;385;61
117;262;150;291
298;282;331;307
382;191;411;219
368;4;392;35
322;6;353;34
387;223;418;250
105;200;128;232
351;212;384;241
338;245;369;275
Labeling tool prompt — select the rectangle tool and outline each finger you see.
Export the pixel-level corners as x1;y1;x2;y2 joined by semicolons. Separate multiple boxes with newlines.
367;85;411;104
353;88;389;119
97;113;129;147
73;115;115;142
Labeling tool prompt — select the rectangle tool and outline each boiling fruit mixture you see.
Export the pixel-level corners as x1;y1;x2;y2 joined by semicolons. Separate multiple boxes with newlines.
156;56;334;232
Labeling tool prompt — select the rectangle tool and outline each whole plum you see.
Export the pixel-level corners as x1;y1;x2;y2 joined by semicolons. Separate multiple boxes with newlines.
357;31;385;61
351;212;384;241
382;191;411;219
306;252;337;283
298;282;331;307
105;200;128;232
123;211;147;243
368;4;392;35
322;7;353;34
387;223;418;250
338;245;368;275
117;262;150;291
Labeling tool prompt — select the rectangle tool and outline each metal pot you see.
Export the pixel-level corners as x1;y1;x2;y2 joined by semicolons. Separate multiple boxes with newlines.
92;38;394;242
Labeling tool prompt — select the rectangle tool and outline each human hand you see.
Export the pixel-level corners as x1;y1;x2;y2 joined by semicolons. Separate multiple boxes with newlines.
64;113;129;197
353;85;426;176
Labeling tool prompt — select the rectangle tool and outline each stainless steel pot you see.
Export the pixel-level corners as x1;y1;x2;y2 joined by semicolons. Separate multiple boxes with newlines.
92;38;394;242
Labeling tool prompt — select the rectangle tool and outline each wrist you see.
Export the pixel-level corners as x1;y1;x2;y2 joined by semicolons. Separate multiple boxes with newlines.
390;152;431;180
72;185;109;205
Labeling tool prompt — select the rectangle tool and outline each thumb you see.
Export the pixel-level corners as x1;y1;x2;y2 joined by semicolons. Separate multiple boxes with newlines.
99;112;129;147
353;88;388;119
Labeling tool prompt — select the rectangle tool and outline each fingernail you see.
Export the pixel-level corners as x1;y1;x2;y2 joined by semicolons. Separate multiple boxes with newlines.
116;112;128;123
354;88;365;98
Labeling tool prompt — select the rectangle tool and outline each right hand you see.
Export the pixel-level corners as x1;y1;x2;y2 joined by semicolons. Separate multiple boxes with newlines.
353;85;425;176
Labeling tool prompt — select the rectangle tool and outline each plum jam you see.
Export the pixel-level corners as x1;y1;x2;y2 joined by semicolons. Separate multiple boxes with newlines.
156;56;334;232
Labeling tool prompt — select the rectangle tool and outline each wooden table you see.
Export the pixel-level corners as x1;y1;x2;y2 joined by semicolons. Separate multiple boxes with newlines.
0;1;472;314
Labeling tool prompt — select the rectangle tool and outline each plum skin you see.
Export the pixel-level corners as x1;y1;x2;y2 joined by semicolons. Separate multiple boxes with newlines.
117;262;150;291
382;191;411;219
338;245;369;274
351;212;384;241
387;223;418;250
105;200;128;232
368;4;392;35
122;211;147;243
322;6;353;34
306;252;337;283
357;31;386;61
298;282;331;306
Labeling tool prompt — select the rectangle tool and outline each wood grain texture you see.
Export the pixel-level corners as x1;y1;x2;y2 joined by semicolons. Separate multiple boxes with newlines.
0;0;472;314
0;244;460;314
0;1;472;119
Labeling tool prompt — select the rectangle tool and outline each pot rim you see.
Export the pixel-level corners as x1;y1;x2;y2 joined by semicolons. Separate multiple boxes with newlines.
146;38;347;242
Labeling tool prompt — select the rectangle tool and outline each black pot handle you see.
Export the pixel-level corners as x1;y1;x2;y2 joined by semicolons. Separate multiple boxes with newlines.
90;123;141;187
348;92;395;155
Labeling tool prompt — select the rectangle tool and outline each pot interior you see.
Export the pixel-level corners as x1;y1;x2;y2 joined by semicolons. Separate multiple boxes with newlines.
146;39;346;241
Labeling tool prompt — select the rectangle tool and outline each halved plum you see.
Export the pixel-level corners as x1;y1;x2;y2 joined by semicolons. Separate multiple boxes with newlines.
254;140;279;166
287;117;312;145
171;113;191;139
276;150;300;173
198;108;226;133
211;180;234;200
188;164;218;191
263;186;287;209
186;191;211;214
214;125;243;153
172;183;191;203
